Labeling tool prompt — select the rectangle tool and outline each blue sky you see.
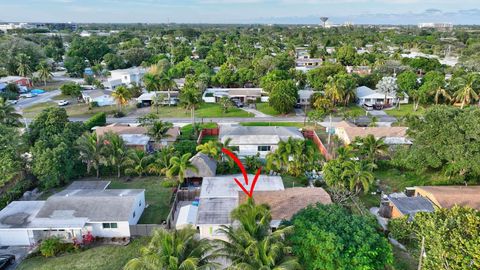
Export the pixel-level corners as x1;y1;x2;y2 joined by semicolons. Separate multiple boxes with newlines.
0;0;479;24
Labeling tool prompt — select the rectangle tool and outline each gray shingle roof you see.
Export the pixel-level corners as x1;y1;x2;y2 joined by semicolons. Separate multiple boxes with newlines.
219;126;304;145
36;189;144;222
388;196;435;216
66;181;111;190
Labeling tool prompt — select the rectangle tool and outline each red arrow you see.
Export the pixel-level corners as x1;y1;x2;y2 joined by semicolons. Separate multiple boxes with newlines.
222;148;262;198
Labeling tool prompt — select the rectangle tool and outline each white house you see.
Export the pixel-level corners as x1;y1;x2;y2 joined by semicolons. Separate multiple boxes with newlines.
196;175;285;240
202;88;268;103
81;90;115;107
219;126;304;158
356;86;408;107
297;90;316;106
105;67;146;90
0;184;145;246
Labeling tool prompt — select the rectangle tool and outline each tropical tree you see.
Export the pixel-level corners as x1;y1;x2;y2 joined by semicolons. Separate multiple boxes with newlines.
112;86;133;112
167;153;198;182
196;140;221;160
16;53;32;82
124;150;154;177
152;92;165;114
179;80;202;126
451;73;480;109
147;121;173;145
397;70;419;110
159;71;176;106
352;134;389;166
124;227;219;270
219;96;233;113
419;71;451;105
76;132;104;178
37;61;53;86
376;76;398;106
324;76;343;105
147;146;175;176
341;160;375;193
0;98;22;127
215;199;300;270
143;72;161;92
101;132;129;178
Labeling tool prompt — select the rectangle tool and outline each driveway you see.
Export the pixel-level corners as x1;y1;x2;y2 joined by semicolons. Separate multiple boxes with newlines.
240;107;269;118
367;110;388;117
1;246;31;269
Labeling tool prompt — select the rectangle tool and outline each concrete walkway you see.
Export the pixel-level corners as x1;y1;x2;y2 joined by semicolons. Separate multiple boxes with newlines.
367;110;388;117
240;107;269;118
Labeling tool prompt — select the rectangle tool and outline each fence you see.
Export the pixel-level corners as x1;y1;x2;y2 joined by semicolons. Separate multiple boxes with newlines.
196;128;220;144
165;189;201;229
129;224;164;236
302;130;333;160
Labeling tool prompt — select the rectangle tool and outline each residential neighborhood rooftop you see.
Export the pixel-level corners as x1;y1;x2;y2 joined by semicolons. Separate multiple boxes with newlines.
184;153;217;178
219;126;304;145
415;186;480;210
387;194;435;216
65;180;111;190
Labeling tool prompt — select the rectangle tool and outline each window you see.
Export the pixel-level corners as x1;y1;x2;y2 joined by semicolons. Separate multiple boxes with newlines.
133;211;136;218
258;146;271;152
139;201;142;207
102;223;118;229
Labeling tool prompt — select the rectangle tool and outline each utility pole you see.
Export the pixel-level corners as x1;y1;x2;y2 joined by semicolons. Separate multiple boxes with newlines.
417;236;425;270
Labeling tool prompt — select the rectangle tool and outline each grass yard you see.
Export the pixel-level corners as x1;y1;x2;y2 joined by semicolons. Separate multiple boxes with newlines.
256;103;280;116
18;237;149;270
240;122;305;128
333;105;367;117
282;175;308;188
22;101;136;118
155;103;253;118
21;102;57;118
108;177;174;224
384;104;427;118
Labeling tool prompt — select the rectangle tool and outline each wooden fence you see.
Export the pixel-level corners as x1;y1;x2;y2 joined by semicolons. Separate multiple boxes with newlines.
129;224;164;236
302;130;333;160
196;128;220;144
165;189;201;229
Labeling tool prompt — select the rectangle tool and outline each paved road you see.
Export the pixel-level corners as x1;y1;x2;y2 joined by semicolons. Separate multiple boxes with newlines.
15;90;61;110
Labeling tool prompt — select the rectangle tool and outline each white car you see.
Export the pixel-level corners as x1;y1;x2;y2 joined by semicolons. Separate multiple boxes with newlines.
58;100;70;106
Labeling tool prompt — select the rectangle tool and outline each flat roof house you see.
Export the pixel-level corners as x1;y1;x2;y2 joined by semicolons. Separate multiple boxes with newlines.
0;184;145;246
334;121;411;146
202;88;268;103
379;193;435;219
105;67;146;90
219;126;304;158
356;86;408;107
81;90;115;107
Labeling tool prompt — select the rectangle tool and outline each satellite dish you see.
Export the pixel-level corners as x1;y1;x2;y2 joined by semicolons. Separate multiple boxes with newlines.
320;17;329;28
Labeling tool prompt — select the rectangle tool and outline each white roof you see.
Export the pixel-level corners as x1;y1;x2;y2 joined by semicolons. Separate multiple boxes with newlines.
356;86;404;100
200;174;284;199
219;126;304;145
175;205;198;228
298;90;315;99
109;67;146;76
121;134;150;146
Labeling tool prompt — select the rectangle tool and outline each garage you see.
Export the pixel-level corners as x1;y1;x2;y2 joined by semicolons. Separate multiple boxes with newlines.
0;229;31;246
0;201;44;246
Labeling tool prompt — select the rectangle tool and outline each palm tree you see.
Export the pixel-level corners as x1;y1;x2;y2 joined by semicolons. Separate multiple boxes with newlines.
167;153;198;183
452;74;480;109
353;134;389;166
143;72;161;92
324;76;344;105
124;227;219;270
147;121;173;147
0;98;22;127
215;199;300;270
152;92;165;114
37;61;53;86
112;86;133;112
101;132;129;178
196;141;220;160
159;72;176;106
124;150;154;177
342;160;375;194
16;53;32;84
147;146;175;176
179;83;202;126
76;132;104;178
368;116;378;127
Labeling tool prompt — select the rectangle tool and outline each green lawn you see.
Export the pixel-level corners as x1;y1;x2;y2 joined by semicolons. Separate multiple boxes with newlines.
256;103;281;116
333;105;367;117
282;175;308;188
108;177;174;224
240;122;305;128
18;237;149;270
384;105;427;118
155;103;253;118
22;101;136;118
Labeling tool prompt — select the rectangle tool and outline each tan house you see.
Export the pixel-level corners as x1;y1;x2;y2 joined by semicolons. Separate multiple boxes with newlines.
414;186;480;210
334;121;411;146
94;124;179;152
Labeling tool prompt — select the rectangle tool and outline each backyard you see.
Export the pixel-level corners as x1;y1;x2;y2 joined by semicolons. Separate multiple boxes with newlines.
384;104;427;118
153;103;253;118
17;237;149;270
22;101;136;118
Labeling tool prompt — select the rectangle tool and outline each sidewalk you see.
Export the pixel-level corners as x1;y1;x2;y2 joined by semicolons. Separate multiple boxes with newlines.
240;107;269;117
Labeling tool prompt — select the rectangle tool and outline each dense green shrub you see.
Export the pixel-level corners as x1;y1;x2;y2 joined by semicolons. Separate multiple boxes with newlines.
85;112;106;130
40;237;63;257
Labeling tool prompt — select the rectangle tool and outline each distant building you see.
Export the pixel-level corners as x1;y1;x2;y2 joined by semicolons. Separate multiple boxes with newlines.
0;76;32;88
418;22;453;31
202;88;268;103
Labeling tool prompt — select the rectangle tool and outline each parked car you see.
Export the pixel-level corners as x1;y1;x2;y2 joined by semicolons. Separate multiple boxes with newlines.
20;93;38;99
58;100;70;106
231;98;244;108
0;254;15;269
